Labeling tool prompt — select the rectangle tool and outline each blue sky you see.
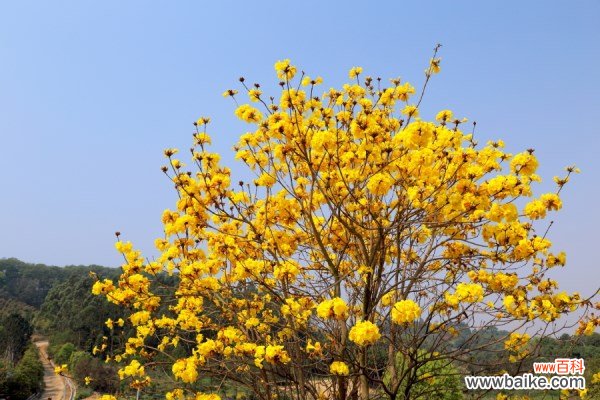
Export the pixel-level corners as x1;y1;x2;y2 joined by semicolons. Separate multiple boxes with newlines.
0;1;598;299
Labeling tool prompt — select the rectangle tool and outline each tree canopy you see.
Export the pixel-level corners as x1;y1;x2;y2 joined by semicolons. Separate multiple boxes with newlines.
93;55;599;400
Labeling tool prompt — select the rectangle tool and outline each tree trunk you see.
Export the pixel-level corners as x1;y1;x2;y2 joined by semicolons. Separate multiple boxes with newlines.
359;348;369;400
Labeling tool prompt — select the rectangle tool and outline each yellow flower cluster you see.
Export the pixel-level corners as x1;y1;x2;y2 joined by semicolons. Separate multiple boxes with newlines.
510;151;539;176
401;104;419;118
265;345;291;364
54;364;68;375
248;89;262;102
349;320;381;346
487;203;519;223
273;260;300;282
504;332;530;362
172;357;199;383
195;395;221;400
305;339;322;355
468;270;519;292
503;290;579;321
274;58;297;80
380;290;397;307
429;57;441;74
529;292;578;322
445;283;485;308
524;193;562;220
234;104;263;123
348;66;363;79
435;109;453;122
118;359;145;380
330;361;350;376
254;345;291;368
391;299;422;324
316;297;349;320
575;316;599;336
91;279;114;295
301;76;323;86
198;339;224;358
366;172;395;196
105;317;125;329
281;297;314;326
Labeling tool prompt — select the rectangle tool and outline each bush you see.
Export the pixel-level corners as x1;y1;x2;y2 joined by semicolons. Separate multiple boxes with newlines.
0;344;44;399
70;350;119;393
54;342;76;365
75;386;94;400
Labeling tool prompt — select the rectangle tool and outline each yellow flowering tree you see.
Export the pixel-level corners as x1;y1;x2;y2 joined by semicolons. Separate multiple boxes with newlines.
93;50;599;400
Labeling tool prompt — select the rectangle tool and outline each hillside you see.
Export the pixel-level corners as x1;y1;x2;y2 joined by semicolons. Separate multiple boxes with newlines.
0;258;117;308
0;258;121;398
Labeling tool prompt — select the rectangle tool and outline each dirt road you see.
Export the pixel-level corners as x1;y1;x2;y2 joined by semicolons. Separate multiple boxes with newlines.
34;340;74;400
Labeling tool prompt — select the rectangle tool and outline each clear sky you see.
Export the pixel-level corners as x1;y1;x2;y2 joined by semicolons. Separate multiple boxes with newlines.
0;1;598;299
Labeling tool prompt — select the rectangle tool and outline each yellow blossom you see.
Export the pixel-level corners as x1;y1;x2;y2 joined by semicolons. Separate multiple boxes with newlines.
435;109;453;122
248;89;262;102
222;89;238;97
172;357;199;383
274;59;297;80
429;58;441;74
366;173;394;196
349;66;363;79
401;105;419;117
264;345;291;364
316;297;349;320
196;117;210;126
54;364;68;375
391;299;422;324
349;320;381;346
511;151;539;176
330;361;350;376
235;104;263;123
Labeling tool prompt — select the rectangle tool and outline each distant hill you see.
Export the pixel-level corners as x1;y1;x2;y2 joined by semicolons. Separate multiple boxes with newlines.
0;297;36;319
36;267;125;350
0;258;117;308
0;258;124;354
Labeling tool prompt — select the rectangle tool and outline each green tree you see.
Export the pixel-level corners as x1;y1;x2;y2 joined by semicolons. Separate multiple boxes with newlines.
54;342;76;365
36;269;123;351
0;258;67;307
0;345;44;400
0;313;32;365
